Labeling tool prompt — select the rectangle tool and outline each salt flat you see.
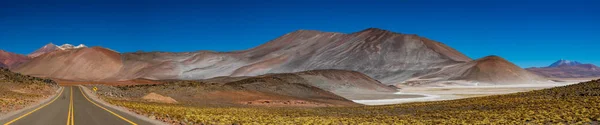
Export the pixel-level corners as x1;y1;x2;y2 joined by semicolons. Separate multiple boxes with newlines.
354;81;581;105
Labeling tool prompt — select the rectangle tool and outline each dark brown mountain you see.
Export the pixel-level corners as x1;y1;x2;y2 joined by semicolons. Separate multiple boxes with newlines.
231;28;472;84
403;56;548;86
0;50;30;69
526;60;600;78
204;69;398;100
94;69;395;107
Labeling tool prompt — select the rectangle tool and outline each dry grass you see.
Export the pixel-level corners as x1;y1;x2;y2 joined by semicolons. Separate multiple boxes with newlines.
0;68;58;114
105;79;600;124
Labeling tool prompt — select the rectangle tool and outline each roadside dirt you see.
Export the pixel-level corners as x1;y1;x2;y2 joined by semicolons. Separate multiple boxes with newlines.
141;93;177;104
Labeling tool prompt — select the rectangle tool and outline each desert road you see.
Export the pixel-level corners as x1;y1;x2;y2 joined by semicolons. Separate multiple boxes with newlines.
0;86;154;125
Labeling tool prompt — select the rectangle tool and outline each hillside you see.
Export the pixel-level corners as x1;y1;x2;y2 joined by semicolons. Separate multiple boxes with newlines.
0;50;30;69
403;56;548;86
0;68;58;114
205;69;398;99
90;69;396;107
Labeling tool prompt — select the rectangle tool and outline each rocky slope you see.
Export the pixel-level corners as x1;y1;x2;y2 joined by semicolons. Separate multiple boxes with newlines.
0;50;30;69
403;56;548;86
0;68;58;114
526;60;600;78
202;69;398;100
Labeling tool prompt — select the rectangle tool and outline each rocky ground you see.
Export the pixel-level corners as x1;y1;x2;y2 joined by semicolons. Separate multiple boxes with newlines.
0;68;58;115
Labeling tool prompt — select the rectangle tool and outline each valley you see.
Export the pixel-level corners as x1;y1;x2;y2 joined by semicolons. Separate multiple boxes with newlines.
1;1;598;124
0;28;597;124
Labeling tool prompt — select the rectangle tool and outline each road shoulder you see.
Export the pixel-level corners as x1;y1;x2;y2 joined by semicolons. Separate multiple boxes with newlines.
78;85;167;125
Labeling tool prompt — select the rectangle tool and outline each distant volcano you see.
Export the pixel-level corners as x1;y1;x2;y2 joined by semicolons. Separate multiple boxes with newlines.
527;60;600;78
548;59;582;68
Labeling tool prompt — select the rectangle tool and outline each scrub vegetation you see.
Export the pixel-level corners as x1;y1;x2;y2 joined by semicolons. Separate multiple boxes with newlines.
105;79;600;124
0;68;58;113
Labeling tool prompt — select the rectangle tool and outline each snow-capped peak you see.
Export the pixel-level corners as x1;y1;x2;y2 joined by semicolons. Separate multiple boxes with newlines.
548;59;583;67
57;44;87;50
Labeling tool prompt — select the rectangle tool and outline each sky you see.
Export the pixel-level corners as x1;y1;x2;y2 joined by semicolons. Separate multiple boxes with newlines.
0;0;598;68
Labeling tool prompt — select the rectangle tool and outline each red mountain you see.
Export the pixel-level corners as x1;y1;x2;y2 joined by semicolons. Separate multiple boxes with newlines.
0;50;30;69
15;47;122;81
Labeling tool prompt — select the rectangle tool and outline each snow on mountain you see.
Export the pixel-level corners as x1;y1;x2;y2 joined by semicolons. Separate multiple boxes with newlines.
28;43;88;58
57;44;87;50
527;60;600;78
548;59;583;67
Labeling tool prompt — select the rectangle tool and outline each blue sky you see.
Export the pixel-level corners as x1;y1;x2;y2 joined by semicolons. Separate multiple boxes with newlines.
0;0;598;68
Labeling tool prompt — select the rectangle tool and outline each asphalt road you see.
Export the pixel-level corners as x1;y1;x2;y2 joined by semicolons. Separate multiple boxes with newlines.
1;86;155;125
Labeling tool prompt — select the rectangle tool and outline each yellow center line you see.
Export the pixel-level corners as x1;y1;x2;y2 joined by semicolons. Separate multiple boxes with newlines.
71;94;74;125
3;87;65;125
66;87;72;125
77;86;137;125
71;86;74;125
66;86;74;125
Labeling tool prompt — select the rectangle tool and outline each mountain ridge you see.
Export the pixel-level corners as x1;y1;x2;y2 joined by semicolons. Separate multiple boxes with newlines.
13;28;545;87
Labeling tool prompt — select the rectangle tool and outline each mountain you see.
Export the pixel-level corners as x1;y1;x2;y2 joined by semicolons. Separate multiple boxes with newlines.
14;28;544;86
28;43;60;58
112;28;471;84
28;43;87;58
230;28;472;84
0;50;30;69
15;47;122;81
548;59;583;68
526;60;600;78
403;56;548;86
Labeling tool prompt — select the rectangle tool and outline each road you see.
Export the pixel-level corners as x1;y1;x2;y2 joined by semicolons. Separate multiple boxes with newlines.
0;86;155;125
